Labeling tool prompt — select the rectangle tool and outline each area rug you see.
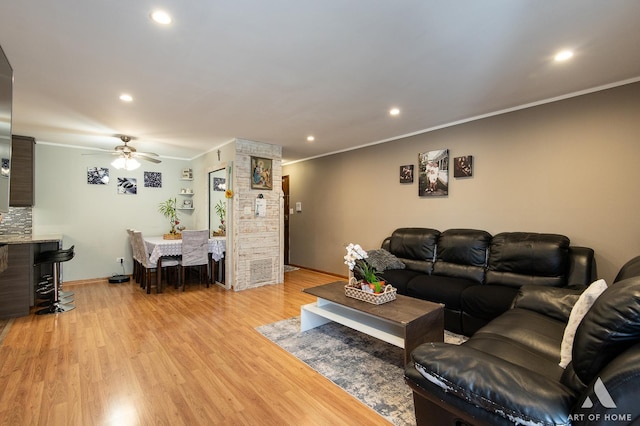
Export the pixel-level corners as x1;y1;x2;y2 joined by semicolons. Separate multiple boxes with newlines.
283;265;300;272
0;318;14;346
256;316;466;426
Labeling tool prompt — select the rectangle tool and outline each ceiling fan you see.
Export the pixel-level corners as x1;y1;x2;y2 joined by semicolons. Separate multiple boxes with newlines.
85;135;161;170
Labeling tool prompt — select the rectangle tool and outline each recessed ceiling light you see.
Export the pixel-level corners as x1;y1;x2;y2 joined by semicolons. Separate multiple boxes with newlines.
151;10;172;25
554;50;574;62
307;136;315;142
389;107;400;116
119;94;133;102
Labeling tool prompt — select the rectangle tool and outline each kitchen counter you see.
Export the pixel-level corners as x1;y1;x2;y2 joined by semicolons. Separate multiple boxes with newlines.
0;235;63;318
0;234;63;244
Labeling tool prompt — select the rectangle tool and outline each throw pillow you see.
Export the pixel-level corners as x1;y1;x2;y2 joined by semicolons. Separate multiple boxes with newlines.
366;249;405;271
559;279;608;368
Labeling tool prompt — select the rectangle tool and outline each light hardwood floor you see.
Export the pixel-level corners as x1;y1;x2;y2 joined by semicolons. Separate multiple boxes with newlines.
0;269;393;426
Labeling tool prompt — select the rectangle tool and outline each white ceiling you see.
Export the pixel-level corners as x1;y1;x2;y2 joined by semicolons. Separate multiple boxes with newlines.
1;1;639;163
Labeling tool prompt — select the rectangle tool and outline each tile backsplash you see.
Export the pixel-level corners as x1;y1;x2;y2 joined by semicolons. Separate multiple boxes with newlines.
0;207;32;236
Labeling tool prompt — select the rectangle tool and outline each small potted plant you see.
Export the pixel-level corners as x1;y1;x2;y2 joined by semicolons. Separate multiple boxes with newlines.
357;261;385;293
214;200;226;235
158;198;180;238
344;243;385;293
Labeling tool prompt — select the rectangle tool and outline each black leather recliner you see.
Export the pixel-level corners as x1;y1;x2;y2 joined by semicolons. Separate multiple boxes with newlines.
404;256;640;426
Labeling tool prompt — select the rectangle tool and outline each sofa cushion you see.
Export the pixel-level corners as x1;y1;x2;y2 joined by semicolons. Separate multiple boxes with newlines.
472;308;566;369
614;255;640;283
432;229;491;284
486;232;570;288
379;269;423;295
572;276;640;386
365;248;405;271
388;228;439;273
559;279;608;368
407;275;477;309
461;284;520;321
408;343;575;426
512;285;583;323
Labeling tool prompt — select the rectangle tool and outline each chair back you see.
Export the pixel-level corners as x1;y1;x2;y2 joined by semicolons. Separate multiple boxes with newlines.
127;229;138;262
132;231;152;268
181;230;209;267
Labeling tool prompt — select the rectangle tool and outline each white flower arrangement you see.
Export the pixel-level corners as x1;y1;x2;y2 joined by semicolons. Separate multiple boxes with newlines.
344;243;368;271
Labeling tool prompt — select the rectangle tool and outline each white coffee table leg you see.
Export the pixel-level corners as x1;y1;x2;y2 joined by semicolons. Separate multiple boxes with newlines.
300;302;332;331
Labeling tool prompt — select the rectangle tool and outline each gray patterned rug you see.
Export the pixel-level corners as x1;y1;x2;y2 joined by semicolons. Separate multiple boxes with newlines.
256;316;466;426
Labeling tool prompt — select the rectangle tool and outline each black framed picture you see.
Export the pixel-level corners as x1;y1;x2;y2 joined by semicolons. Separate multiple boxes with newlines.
454;156;473;178
251;156;273;190
400;165;414;183
87;167;109;185
144;171;162;188
117;177;137;194
213;177;226;191
418;149;449;197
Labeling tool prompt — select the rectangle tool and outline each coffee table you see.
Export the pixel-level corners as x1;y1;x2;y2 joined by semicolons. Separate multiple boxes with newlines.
302;281;444;365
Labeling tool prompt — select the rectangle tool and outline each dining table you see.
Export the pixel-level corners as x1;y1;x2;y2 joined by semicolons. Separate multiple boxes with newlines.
144;235;226;292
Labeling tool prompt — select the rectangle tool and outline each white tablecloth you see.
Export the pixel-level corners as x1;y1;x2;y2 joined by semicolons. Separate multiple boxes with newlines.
145;236;226;264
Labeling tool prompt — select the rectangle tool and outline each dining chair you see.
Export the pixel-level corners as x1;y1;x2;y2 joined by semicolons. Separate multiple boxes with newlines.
126;229;140;285
132;231;179;293
179;229;210;290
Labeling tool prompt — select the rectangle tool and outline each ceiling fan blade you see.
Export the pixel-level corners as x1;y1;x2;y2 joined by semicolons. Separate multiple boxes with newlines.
81;151;120;156
136;151;159;157
135;154;162;164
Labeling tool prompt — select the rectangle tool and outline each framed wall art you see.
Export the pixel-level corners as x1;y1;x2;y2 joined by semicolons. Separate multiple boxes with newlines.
454;156;473;178
87;167;109;185
212;177;226;191
117;177;137;194
400;165;414;183
251;156;273;190
418;149;449;197
144;171;162;188
1;158;9;177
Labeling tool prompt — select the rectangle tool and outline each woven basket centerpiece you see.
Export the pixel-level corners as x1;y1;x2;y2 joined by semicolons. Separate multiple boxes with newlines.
345;277;397;305
163;233;182;240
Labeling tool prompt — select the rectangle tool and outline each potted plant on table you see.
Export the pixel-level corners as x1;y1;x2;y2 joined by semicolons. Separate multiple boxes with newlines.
158;198;180;238
213;200;226;236
344;243;385;294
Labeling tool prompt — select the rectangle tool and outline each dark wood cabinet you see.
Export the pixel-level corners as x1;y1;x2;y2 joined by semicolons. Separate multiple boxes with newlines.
0;240;59;319
0;243;32;318
9;135;35;207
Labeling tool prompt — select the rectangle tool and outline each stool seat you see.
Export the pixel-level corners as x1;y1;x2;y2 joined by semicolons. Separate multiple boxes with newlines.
34;245;76;315
36;246;75;264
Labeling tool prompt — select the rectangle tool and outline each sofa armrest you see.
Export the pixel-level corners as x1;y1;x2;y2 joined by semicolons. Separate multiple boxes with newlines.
406;343;575;426
511;285;583;322
568;246;597;286
572;343;640;425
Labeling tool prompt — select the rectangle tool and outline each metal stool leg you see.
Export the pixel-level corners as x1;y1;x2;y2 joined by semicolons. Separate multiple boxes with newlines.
36;261;76;315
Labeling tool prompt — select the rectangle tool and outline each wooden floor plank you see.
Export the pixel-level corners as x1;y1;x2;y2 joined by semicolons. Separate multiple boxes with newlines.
0;269;392;425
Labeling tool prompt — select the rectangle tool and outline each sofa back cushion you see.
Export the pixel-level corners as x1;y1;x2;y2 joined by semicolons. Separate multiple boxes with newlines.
433;229;491;283
571;276;640;386
389;228;439;273
486;232;570;288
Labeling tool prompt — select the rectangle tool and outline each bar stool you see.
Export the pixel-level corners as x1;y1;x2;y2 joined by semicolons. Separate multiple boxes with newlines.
34;245;76;315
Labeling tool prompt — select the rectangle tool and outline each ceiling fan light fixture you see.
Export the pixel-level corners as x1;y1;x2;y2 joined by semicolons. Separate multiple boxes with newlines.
111;156;141;171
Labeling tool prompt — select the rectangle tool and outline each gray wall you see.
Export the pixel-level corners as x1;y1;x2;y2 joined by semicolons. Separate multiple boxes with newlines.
283;82;640;283
33;144;192;281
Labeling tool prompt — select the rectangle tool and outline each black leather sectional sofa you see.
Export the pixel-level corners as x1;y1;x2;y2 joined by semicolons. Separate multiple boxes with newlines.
379;228;596;336
404;255;640;426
